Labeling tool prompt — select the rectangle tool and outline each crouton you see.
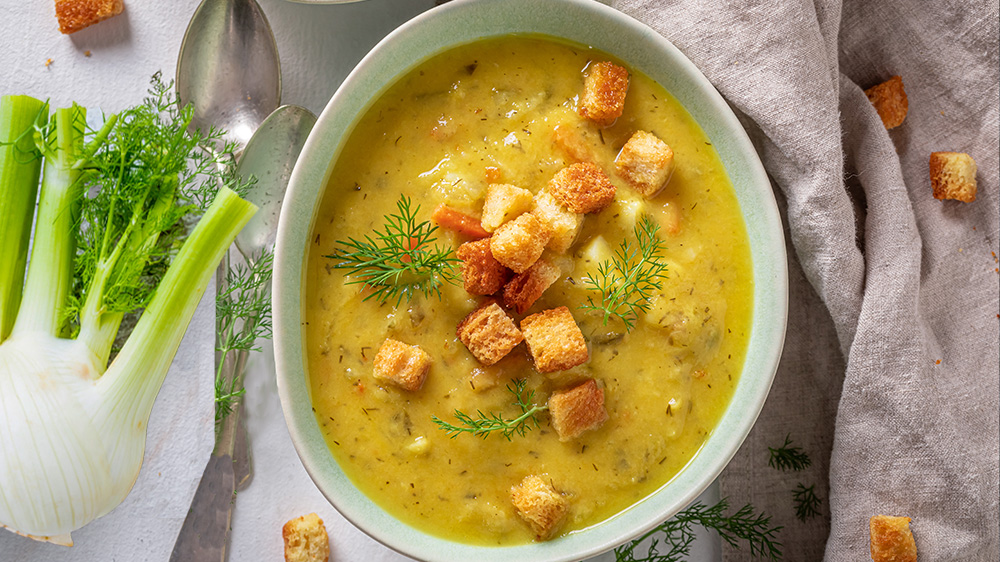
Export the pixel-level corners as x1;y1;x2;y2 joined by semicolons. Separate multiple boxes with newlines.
457;238;510;295
616;130;675;198
490;212;552;273
55;0;124;34
578;61;630;127
457;301;524;365
282;513;330;562
372;338;432;391
531;192;584;253
865;76;908;129
510;475;568;540
482;183;534;232
929;151;977;202
520;306;589;373
548;163;616;214
869;515;917;562
547;379;608;441
503;259;561;314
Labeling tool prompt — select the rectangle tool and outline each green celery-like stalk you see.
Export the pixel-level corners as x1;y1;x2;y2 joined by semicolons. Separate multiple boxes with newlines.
96;186;256;439
0;95;47;342
12;105;86;338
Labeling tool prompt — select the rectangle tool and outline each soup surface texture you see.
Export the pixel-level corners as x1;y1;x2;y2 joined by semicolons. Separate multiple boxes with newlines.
305;35;753;545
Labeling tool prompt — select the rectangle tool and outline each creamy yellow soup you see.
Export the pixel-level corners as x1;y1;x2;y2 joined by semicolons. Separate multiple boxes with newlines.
305;35;752;545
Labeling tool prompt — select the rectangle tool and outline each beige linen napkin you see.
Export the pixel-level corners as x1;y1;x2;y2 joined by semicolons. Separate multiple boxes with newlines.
612;0;1000;559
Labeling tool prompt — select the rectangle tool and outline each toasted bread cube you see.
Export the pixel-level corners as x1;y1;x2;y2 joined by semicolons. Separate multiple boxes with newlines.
55;0;124;34
482;183;535;232
869;515;917;562
531;192;584;253
578;61;630;127
929;152;977;202
457;238;510;295
282;513;330;562
510;475;568;540
503;259;562;314
865;76;908;129
548;163;616;214
457;301;524;365
372;339;431;391
520;306;589;373
548;379;608;441
491;212;552;273
616;130;675;198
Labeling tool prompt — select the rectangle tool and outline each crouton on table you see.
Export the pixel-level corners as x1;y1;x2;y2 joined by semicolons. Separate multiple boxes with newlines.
510;474;568;540
490;212;552;273
548;379;608;441
457;238;510;295
548;162;616;214
503;259;561;314
578;61;630;127
520;306;589;373
373;338;432;391
531;191;583;253
457;301;523;365
56;0;124;34
283;513;330;562
616;130;675;198
929;151;977;202
869;515;917;562
864;76;908;129
482;183;534;232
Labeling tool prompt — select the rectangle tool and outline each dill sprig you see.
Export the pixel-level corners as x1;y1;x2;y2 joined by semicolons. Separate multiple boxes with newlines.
792;483;822;521
432;378;548;440
580;214;668;332
215;250;273;424
768;434;812;472
327;194;459;306
615;499;783;562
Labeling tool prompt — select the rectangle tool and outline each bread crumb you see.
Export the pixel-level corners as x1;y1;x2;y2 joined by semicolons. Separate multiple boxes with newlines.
490;212;552;273
457;238;510;295
84;50;92;57
616;130;674;198
869;514;916;562
55;0;125;34
372;338;432;391
481;183;534;232
865;76;908;129
578;61;629;127
548;162;616;214
530;191;583;253
929;152;977;202
457;301;524;365
548;379;608;441
45;58;54;67
283;513;330;562
510;474;568;540
503;258;561;314
520;306;588;373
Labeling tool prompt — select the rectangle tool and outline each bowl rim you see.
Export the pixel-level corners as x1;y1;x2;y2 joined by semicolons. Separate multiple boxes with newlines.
273;1;788;560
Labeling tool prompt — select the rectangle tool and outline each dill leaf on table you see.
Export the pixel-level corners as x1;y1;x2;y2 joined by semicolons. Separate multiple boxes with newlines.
614;499;783;562
768;434;812;472
326;194;460;306
792;483;823;521
432;378;548;440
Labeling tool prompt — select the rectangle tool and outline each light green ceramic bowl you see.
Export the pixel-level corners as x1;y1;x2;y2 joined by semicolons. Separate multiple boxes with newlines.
274;0;787;560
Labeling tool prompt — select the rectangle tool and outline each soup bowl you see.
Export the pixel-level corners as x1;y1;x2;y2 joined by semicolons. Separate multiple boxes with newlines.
273;0;787;560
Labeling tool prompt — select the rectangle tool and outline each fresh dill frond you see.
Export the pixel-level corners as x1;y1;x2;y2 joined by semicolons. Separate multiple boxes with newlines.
432;378;548;440
580;214;668;331
768;434;812;472
792;483;822;521
215;250;273;424
614;499;783;562
327;194;460;306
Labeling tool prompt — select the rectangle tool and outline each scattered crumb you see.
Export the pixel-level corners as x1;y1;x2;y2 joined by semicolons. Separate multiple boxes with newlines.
45;58;54;68
84;50;92;57
935;359;941;365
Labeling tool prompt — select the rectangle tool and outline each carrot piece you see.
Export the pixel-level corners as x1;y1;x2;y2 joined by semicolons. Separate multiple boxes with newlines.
431;204;490;239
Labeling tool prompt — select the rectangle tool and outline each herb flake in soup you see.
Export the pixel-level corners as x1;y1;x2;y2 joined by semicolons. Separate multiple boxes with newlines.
305;35;753;545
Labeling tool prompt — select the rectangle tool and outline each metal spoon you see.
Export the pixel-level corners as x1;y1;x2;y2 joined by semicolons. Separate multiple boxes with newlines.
176;0;281;150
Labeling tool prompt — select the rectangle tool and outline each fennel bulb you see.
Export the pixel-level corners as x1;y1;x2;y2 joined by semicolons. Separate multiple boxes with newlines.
0;81;256;545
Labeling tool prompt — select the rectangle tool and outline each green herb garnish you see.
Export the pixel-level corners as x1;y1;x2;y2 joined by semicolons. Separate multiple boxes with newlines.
614;499;783;562
327;194;459;306
768;434;811;472
215;250;273;424
432;378;547;440
792;483;822;521
580;214;668;332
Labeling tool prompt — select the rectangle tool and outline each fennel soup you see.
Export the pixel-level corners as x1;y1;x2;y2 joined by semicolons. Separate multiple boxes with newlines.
305;36;753;545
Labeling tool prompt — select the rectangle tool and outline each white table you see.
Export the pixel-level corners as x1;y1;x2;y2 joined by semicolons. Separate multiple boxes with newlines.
0;1;719;560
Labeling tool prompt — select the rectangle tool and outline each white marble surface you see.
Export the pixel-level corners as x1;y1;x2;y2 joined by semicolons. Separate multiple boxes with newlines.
0;1;719;560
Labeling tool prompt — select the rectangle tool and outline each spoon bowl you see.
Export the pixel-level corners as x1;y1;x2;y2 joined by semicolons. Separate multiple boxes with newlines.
176;0;281;149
